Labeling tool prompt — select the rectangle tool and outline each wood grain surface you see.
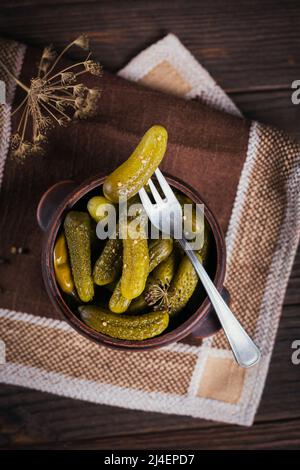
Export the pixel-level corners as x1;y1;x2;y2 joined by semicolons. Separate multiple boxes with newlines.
0;0;300;450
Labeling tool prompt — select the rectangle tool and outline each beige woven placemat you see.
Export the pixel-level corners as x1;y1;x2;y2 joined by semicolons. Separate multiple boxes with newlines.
0;34;299;426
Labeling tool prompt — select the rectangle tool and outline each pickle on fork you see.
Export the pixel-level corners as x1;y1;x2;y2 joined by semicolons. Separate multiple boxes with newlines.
103;125;168;202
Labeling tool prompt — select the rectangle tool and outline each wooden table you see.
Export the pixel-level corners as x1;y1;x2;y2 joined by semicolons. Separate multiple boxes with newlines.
0;0;299;450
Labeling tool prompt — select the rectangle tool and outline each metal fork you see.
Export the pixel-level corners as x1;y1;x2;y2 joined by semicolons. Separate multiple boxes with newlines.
139;168;261;368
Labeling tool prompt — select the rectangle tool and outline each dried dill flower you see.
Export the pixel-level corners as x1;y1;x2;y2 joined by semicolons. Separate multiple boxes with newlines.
84;60;102;76
73;34;90;51
0;35;102;161
42;45;57;61
145;282;171;312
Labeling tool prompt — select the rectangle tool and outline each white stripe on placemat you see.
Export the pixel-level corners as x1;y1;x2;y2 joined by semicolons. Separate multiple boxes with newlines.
0;361;267;425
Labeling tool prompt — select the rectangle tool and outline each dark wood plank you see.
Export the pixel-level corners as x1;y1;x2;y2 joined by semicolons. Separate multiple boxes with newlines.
48;417;300;449
1;395;300;449
255;304;300;422
233;89;300;141
284;249;300;306
12;418;300;449
0;0;300;91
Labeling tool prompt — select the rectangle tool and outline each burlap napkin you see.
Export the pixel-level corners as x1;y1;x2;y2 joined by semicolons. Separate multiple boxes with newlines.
0;34;299;426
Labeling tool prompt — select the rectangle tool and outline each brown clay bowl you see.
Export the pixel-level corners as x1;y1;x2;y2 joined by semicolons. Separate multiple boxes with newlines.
37;173;228;350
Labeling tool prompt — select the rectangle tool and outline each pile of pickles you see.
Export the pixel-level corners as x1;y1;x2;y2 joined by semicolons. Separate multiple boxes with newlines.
53;125;210;341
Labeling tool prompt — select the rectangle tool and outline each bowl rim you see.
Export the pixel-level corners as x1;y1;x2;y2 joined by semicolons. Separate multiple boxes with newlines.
42;172;226;350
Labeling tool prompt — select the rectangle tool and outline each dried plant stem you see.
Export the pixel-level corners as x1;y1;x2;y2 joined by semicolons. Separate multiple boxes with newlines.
21;106;29;141
17;104;27;133
39;100;64;124
0;58;29;93
48;54;91;82
47;99;71;118
47;95;75;102
44;41;76;79
46;85;75;91
72;70;89;79
11;95;28;117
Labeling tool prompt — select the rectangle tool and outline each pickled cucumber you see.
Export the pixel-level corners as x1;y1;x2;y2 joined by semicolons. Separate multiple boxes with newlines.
128;243;177;312
121;228;149;300
167;255;198;316
121;222;149;300
64;211;94;303
109;279;131;313
128;275;156;313
87;196;114;223
167;225;210;316
79;305;169;340
103;125;168;202
93;234;122;286
53;233;75;296
129;250;178;313
149;238;173;272
152;250;178;287
127;194;143;219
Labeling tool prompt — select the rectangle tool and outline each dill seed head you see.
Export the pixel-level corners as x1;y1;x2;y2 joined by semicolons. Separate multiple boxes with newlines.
74;34;90;51
61;72;76;85
42;45;57;61
73;83;86;96
145;282;170;311
84;60;102;76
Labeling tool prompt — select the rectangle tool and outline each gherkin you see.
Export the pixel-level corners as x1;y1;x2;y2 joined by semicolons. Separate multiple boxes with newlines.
93;234;123;286
53;232;75;296
148;238;173;272
109;279;131;313
128;275;156;313
79;305;169;341
129;251;178;313
103;125;168;202
121;222;149;300
152;250;178;286
167;226;210;316
64;211;94;303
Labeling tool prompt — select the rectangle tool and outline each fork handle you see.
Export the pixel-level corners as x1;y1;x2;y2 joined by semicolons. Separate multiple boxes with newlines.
178;238;261;368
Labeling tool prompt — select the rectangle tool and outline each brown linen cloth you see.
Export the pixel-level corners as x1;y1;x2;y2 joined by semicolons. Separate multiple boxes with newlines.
0;35;299;426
